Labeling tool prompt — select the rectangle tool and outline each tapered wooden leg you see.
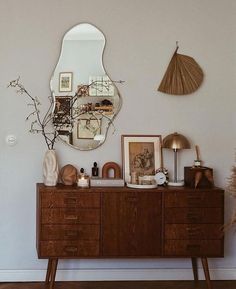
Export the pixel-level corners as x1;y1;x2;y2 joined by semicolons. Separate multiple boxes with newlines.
49;259;58;289
191;257;199;282
201;257;212;289
45;258;53;283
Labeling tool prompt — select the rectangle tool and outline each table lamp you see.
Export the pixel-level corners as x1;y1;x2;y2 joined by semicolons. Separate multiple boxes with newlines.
162;132;191;186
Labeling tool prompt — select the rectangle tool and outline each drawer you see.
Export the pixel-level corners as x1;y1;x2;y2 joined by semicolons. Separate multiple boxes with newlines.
164;240;223;257
165;208;223;223
164;191;223;208
41;208;100;224
41;224;100;240
41;192;100;208
165;224;223;239
40;240;99;257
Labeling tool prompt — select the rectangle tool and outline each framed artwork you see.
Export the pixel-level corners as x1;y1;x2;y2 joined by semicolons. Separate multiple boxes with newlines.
59;72;73;92
121;135;162;183
77;118;101;139
53;96;71;124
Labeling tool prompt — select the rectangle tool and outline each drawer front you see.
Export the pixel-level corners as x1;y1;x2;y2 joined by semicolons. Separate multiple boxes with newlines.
40;240;99;257
164;240;223;257
41;224;100;240
164;191;223;208
165;224;223;239
42;208;100;224
41;192;100;208
165;208;223;224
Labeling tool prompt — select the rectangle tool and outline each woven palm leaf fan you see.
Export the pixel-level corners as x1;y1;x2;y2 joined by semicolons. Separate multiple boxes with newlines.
158;45;203;95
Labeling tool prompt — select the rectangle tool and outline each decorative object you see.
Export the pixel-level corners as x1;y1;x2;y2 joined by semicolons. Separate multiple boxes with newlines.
77;168;90;188
126;183;157;189
53;96;71;124
59;72;73;92
60;164;78;185
162;132;191;186
43;150;59;186
158;43;204;95
50;23;124;151
90;178;124;187
138;175;155;185
92;162;99;177
130;171;138;184
77;85;89;97
155;143;169;186
184;166;214;188
102;162;122;179
89;75;115;96
122;135;162;183
77;118;101;139
194;145;202;167
155;167;169;186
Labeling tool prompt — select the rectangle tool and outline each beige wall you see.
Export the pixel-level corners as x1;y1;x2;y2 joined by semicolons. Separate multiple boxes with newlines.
0;0;236;281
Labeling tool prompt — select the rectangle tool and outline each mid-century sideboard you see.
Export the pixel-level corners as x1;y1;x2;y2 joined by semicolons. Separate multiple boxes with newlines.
36;183;224;289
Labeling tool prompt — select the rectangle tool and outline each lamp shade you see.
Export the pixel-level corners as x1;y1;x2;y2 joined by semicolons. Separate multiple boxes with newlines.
162;132;190;150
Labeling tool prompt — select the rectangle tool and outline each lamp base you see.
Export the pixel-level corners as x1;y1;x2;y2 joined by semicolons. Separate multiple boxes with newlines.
168;180;185;187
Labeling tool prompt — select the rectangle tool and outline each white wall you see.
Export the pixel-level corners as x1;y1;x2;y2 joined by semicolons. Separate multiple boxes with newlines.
0;0;236;281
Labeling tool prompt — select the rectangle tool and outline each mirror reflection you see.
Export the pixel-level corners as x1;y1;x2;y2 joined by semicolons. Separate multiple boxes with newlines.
50;23;121;150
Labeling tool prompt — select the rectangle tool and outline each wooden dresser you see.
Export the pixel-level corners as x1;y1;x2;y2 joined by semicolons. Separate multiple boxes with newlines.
36;184;224;289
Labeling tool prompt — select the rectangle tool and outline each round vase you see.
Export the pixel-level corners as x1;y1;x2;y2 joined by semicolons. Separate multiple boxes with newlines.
43;149;59;186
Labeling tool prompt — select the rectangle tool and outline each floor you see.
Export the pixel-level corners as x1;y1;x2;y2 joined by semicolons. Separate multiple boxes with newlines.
0;281;236;289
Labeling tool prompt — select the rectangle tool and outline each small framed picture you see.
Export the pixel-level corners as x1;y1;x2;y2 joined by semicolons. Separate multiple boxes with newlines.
121;135;162;183
53;96;71;124
59;72;73;92
77;118;101;139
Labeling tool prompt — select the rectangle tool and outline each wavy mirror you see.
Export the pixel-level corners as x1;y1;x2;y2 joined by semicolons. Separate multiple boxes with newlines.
50;23;122;150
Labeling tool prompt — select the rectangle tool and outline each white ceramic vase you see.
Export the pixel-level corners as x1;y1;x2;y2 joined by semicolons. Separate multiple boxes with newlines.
43;149;59;186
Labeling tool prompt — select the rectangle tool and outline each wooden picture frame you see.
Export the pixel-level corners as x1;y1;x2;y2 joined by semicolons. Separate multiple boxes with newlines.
77;118;101;139
59;72;73;92
121;135;162;183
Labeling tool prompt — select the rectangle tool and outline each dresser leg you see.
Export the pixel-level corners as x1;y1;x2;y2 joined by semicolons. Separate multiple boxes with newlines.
49;259;58;289
191;257;198;282
201;257;212;289
45;258;53;283
45;258;58;289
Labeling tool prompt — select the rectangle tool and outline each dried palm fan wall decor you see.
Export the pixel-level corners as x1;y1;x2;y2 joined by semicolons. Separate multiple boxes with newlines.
158;44;204;95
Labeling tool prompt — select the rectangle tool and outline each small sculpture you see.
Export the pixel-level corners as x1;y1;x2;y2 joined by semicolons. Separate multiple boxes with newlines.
60;164;78;185
92;162;99;177
102;162;121;179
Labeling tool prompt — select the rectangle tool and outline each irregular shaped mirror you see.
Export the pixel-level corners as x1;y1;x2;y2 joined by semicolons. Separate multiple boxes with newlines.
50;23;122;150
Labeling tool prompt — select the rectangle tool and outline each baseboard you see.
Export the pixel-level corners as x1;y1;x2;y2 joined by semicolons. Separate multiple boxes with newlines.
0;268;236;282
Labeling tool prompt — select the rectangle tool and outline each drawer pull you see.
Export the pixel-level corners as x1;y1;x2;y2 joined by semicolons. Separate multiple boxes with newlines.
64;214;78;221
64;198;77;205
64;246;78;253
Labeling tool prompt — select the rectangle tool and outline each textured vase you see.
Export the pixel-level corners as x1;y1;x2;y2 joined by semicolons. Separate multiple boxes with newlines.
43;149;59;186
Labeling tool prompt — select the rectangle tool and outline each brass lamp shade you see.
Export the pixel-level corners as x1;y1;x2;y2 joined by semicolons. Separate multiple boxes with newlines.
162;132;190;186
162;132;191;150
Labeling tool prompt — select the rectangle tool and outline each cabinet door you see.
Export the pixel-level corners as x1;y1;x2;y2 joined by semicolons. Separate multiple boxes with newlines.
102;191;162;257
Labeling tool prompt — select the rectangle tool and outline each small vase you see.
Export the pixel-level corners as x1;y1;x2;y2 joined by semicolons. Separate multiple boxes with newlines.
43;149;59;186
